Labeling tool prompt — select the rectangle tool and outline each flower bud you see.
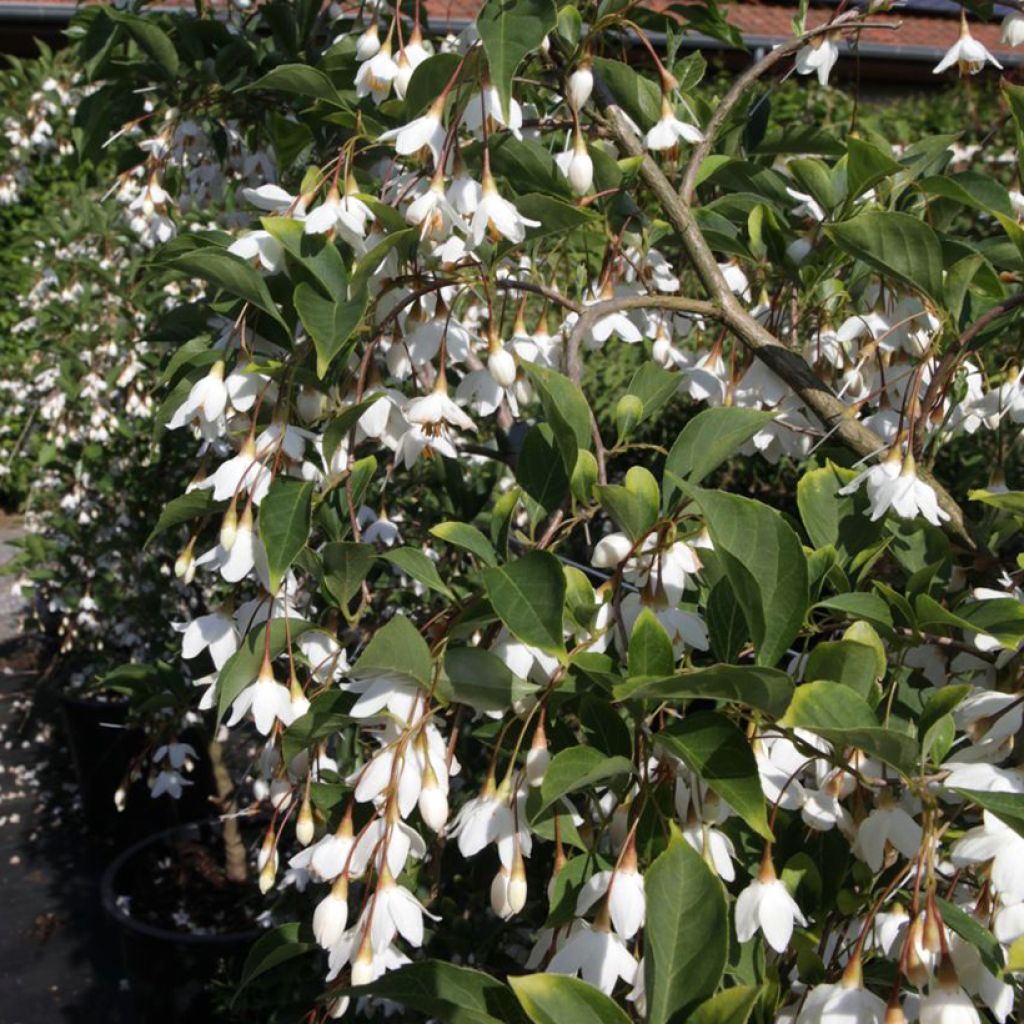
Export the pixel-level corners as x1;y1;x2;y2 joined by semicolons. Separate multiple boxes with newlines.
507;850;528;915
567;132;593;196
394;52;413;99
567;60;593;110
355;23;380;61
258;829;278;894
351;933;375;986
490;865;511;918
296;385;324;424
220;497;238;551
418;760;449;832
328;996;350;1019
174;538;196;583
487;346;517;388
592;532;633;568
526;718;549;787
615;394;644;439
313;875;349;948
296;793;315;846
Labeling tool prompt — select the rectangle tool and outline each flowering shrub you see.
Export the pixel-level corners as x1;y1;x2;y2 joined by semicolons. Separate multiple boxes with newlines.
68;0;1024;1022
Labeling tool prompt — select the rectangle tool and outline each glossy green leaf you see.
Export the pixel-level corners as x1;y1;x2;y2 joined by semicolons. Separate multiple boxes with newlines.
441;646;538;712
664;408;772;505
827;211;944;305
781;681;918;776
216;618;315;722
657;713;771;839
533;746;633;819
294;281;365;378
644;824;728;1024
259;478;314;592
483;552;566;655
234;923;315;1003
520;363;592;476
170;247;287;329
382;546;455;600
476;0;557;122
348;960;528;1024
430;521;499;567
687;986;761;1024
246;63;344;105
145;489;220;546
678;483;808;668
629;607;675;679
805;639;881;700
509;974;630;1024
321;541;375;606
352;613;432;688
616;664;794;718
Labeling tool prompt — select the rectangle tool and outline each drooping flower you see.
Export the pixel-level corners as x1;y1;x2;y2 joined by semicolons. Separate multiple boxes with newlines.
379;99;446;168
470;169;540;247
645;96;703;151
546;915;639;995
933;16;1003;76
838;450;949;526
796;34;840;86
734;853;808;952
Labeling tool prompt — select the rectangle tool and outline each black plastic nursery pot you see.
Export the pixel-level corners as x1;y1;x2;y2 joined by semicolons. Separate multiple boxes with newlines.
61;691;217;844
101;818;263;1024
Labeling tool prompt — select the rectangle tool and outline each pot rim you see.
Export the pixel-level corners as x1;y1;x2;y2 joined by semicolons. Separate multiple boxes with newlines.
101;818;265;946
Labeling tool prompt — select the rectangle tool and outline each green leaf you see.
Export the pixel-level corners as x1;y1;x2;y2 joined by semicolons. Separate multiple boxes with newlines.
509;974;630;1024
845;138;903;200
624;362;682;426
322;395;384;465
430;521;498;567
349;960;528;1024
644;824;729;1024
517;424;570;513
488;135;571;198
533;746;633;819
592;57;661;130
616;664;794;718
405;52;461;117
282;691;351;764
780;681;918;776
440;647;539;712
805;639;881;700
383;546;455;600
258;478;314;593
815;592;893;630
826;212;944;306
687;986;761;1024
952;790;1024;840
706;579;749;664
145;489;220;546
679;483;808;668
520;363;592;476
656;713;771;840
595;483;656;540
476;0;557;122
234;923;315;1003
936;897;1004;975
664;408;772;504
170;248;287;329
321;541;375;606
294;281;365;378
216;618;315;723
111;12;179;77
353;614;432;688
629;608;675;679
969;489;1024;516
796;463;884;564
483;552;566;655
246;63;344;105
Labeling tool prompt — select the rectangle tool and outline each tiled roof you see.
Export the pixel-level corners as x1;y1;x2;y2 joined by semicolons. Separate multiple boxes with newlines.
0;0;1020;66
